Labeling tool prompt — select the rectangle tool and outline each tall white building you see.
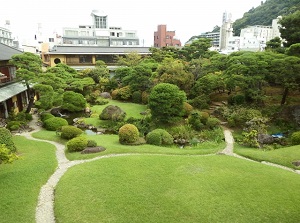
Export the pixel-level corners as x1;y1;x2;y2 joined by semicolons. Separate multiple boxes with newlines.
62;10;140;47
219;12;234;51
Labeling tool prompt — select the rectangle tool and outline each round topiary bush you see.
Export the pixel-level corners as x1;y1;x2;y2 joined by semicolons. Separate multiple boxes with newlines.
60;125;83;139
132;91;142;103
0;127;17;152
43;117;68;131
87;140;97;147
67;136;88;152
183;102;193;117
40;112;55;122
206;117;221;129
291;131;300;145
119;124;139;144
146;129;174;146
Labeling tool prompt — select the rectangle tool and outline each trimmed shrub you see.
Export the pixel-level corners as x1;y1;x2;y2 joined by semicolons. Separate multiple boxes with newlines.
291;131;300;145
146;129;174;146
118;86;132;100
60;126;83;139
87;140;97;147
0;128;17;152
132;91;142;103
206;117;221;129
119;124;139;144
67;136;88;152
40;112;55;122
43;117;68;131
228;94;245;105
6;121;22;131
189;95;210;109
199;111;210;124
111;89;119;100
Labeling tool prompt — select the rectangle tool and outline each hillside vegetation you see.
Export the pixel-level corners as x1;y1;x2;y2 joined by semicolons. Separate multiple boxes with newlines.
233;0;300;35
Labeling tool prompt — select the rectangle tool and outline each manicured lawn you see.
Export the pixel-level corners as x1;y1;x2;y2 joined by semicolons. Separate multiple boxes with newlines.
234;144;300;169
0;136;57;223
32;129;67;144
66;134;225;160
55;155;300;223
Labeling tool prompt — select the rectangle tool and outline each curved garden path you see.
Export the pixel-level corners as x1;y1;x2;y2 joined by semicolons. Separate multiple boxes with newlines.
17;115;299;223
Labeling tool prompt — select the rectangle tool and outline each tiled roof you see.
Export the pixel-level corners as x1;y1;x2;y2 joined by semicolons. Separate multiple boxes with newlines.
0;43;23;61
47;45;151;55
0;82;27;102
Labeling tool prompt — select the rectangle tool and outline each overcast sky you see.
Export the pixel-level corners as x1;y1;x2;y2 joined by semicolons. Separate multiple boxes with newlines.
0;0;264;46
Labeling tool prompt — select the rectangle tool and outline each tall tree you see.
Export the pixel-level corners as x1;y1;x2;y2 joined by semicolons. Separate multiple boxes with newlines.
179;38;212;61
9;52;43;113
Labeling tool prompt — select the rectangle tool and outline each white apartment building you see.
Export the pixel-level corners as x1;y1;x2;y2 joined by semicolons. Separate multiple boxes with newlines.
0;26;16;48
62;10;140;47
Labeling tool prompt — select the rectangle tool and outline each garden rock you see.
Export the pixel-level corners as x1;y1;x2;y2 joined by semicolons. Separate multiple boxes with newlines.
99;105;126;121
100;92;111;99
81;146;106;154
258;134;274;145
292;160;300;167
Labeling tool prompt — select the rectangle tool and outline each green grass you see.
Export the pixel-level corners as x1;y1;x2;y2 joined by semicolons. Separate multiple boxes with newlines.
65;134;225;160
32;129;68;144
55;155;300;223
234;144;300;169
0;136;57;223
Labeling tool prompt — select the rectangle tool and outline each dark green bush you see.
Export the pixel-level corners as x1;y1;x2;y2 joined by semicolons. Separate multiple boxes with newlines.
132;91;142;103
43;117;68;131
15;111;32;122
291;131;300;145
228;94;245;105
0;128;17;152
67;136;88;152
188;112;204;131
40;112;55;122
146;129;174;146
189;95;210;109
60;126;83;139
87;140;97;147
119;124;139;144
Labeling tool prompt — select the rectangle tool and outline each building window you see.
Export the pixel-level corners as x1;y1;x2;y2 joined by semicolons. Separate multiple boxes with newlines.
110;32;115;36
95;16;107;29
54;58;61;64
49;38;54;42
79;55;92;63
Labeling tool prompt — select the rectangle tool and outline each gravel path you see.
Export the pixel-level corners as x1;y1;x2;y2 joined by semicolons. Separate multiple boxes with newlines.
16;115;299;223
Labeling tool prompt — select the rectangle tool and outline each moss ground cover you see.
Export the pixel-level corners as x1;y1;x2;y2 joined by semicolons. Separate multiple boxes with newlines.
0;136;57;223
234;144;300;169
55;155;300;223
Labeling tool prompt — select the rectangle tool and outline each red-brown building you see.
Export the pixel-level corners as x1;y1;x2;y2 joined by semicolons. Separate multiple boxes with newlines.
154;25;181;48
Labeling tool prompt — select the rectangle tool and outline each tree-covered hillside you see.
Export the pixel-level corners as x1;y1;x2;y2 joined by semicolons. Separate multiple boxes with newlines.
233;0;300;36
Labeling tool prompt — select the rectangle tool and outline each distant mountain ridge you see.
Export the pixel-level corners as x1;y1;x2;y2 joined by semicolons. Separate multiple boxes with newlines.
233;0;300;36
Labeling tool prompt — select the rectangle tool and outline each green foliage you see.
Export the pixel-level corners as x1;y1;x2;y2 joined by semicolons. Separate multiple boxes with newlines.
286;43;300;57
67;136;88;152
291;131;300;145
61;91;86;112
43;117;68;131
206;117;221;129
179;38;212;60
198;127;224;143
242;130;260;148
228;94;245;105
168;125;194;142
232;0;300;36
15;111;32;122
40;112;55;122
183;102;193;117
0;144;18;164
117;86;132;100
279;10;300;47
149;83;186;124
60;126;83;140
6;121;22;131
188;112;204;131
87;140;97;147
118;124;139;144
146;129;174;146
244;117;269;134
132;91;142;103
189;95;210;109
34;84;54;110
0;128;17;152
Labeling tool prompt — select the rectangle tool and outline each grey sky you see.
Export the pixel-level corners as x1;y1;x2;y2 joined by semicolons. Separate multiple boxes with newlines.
0;0;264;46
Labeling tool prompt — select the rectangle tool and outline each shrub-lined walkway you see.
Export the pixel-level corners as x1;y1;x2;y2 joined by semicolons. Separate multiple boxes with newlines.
17;115;300;223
